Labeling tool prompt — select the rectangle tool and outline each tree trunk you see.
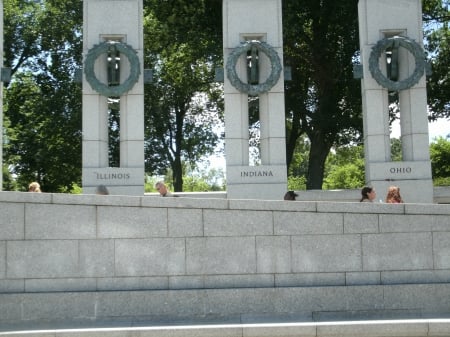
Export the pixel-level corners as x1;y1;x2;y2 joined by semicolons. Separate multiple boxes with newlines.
306;131;332;190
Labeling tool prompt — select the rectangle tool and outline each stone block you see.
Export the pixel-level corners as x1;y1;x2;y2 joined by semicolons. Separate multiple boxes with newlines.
226;182;287;201
141;196;229;210
25;278;97;292
379;214;432;232
83;167;144;187
52;193;142;206
226;165;287;185
230;199;316;212
317;321;429;337
405;203;450;215
0;191;52;203
97;276;168;291
223;0;282;47
365;135;390;162
0;241;5;278
204;274;274;289
204;209;273;236
79;239;115;277
260;93;286;138
22;292;96;321
0;202;24;240
382;270;450;285
383;284;450;311
274;212;343;235
169;276;204;290
0;294;23;322
433;232;450;269
362;233;433;271
275;273;345;287
97;206;167;238
346;272;381;285
186;237;256;274
0;279;24;293
119;140;145;167
119;96;144;140
115;238;185;276
85;0;142;47
361;0;422;43
25;204;96;239
244;324;316;337
344;213;379;233
273;286;384;313
223;94;249;134
168;208;203;237
291;235;362;272
7;240;79;278
256;236;291;273
429;321;450;336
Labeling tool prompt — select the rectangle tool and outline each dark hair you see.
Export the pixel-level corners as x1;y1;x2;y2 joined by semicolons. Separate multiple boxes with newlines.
360;186;373;202
284;190;298;201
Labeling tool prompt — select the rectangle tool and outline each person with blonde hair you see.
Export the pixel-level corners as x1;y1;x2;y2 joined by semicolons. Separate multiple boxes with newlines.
385;186;403;203
28;182;41;192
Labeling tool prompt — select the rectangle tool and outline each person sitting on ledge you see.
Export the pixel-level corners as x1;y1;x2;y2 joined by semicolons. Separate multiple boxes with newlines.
28;182;41;192
96;184;109;195
284;190;298;201
360;186;376;202
155;181;175;197
385;186;404;203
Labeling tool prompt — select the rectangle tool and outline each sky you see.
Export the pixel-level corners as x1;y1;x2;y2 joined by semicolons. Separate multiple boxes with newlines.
391;117;450;142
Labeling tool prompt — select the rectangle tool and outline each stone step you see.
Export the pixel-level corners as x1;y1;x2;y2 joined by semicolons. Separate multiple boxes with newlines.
1;284;450;330
1;319;450;337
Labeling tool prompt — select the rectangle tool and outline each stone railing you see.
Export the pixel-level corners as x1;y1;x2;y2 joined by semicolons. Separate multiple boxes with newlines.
1;191;450;325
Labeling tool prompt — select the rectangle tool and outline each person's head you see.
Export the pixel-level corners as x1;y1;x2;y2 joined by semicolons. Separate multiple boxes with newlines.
386;186;403;203
360;186;376;202
284;190;298;201
28;182;41;193
155;181;168;196
96;185;109;195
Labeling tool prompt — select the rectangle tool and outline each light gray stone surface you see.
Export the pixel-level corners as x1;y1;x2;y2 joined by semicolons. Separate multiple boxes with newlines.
1;192;450;327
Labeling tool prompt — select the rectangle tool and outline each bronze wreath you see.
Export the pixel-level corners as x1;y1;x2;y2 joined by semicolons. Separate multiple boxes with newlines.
84;41;141;97
368;36;426;91
226;40;282;96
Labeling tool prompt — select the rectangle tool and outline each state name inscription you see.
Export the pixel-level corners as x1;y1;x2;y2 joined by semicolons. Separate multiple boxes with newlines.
389;167;412;174
94;172;131;180
240;170;274;177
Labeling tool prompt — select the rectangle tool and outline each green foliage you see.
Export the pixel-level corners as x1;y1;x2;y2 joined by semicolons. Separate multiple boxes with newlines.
143;0;224;191
323;145;365;189
430;136;450;185
283;0;363;189
391;138;403;161
287;176;307;191
3;0;82;193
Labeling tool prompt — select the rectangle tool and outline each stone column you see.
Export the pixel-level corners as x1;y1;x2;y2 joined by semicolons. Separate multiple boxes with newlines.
82;0;144;195
358;0;433;203
223;0;287;200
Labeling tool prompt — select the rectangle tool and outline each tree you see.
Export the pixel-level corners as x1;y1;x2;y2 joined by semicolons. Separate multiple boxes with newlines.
424;0;450;120
282;0;363;190
3;0;82;192
143;0;224;191
430;136;450;185
323;145;365;189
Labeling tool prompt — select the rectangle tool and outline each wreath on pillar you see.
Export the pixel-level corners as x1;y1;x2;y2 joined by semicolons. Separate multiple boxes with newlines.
226;40;282;96
368;36;426;91
84;41;141;97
